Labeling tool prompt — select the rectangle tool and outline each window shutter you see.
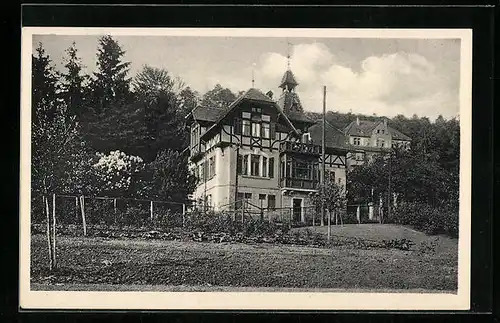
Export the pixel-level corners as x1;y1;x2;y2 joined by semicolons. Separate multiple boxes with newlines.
237;154;242;174
269;157;274;178
234;118;242;135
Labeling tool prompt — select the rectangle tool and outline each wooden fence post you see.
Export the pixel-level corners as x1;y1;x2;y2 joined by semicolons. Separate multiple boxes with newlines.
327;209;331;243
75;196;79;221
44;195;53;271
80;195;87;236
182;203;186;227
113;198;117;225
241;200;244;224
51;193;57;268
150;201;154;222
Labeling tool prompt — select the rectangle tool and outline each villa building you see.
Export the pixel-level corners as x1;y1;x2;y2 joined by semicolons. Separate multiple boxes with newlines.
185;67;349;223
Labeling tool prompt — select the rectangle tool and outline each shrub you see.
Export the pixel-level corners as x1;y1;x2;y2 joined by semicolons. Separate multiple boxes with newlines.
120;206;150;227
392;201;458;237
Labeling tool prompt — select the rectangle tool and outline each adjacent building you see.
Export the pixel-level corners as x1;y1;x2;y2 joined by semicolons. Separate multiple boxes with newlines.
185;67;349;222
344;117;411;169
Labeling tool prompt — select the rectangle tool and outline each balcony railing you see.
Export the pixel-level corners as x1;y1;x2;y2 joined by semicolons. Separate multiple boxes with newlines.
280;177;319;190
279;141;321;155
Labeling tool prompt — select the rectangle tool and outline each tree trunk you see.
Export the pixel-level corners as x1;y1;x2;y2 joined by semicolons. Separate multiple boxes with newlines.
44;196;53;271
51;193;57;268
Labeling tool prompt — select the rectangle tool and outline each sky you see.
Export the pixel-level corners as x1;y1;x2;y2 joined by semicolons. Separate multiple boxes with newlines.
33;34;461;120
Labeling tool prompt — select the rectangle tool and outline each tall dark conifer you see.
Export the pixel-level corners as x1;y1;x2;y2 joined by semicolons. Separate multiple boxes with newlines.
84;35;132;153
60;42;89;120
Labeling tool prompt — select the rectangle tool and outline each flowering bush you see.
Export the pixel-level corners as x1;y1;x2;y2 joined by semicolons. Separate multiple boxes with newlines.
92;150;144;195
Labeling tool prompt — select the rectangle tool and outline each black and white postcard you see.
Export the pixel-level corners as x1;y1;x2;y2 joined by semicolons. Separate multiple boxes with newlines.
20;27;472;310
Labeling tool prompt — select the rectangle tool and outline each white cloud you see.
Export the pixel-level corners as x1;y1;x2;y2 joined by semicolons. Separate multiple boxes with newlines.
254;43;458;119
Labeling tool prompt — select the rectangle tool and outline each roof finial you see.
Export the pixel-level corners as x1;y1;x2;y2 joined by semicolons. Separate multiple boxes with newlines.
251;62;256;88
286;41;292;70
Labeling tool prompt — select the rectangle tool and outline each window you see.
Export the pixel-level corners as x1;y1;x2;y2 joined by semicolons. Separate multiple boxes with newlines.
242;112;251;119
244;193;252;200
329;170;336;182
199;164;204;181
208;156;216;178
261;123;270;138
262;115;270;122
302;133;311;143
353;137;361;145
191;125;199;148
252;107;262;113
259;194;266;200
267;195;276;210
293;160;312;180
242;120;251;136
262;157;268;177
356;153;364;161
377;139;385;147
252;122;261;137
376;129;380;134
269;157;274;178
207;194;212;207
338;177;342;185
251;154;260;176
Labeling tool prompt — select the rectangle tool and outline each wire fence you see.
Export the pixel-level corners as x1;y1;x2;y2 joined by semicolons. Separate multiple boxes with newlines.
31;194;200;232
31;193;386;236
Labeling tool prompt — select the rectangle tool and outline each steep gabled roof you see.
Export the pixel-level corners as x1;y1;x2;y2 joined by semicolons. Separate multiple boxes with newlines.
279;70;299;89
200;87;300;140
190;106;226;122
344;119;382;137
389;127;412;141
308;120;349;151
277;91;315;125
344;118;412;141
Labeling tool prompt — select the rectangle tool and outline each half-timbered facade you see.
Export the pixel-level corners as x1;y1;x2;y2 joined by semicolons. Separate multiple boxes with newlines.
344;117;412;169
185;67;348;222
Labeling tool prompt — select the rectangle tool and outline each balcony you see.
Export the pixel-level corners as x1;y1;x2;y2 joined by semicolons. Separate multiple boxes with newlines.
280;177;318;190
279;141;321;156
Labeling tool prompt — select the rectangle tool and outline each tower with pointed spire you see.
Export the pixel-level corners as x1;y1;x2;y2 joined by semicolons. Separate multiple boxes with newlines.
276;44;314;131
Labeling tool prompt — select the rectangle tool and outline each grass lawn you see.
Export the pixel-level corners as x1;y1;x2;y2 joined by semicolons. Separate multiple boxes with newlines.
30;224;458;292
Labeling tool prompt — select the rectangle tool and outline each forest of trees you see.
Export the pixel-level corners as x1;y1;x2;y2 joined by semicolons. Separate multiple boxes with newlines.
32;35;460;235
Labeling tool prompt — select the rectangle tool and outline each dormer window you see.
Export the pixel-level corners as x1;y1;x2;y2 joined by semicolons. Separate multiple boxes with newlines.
353;137;361;146
251;122;261;137
302;132;311;143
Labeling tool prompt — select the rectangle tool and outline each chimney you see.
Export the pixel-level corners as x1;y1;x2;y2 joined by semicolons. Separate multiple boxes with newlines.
383;118;387;128
356;116;360;126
